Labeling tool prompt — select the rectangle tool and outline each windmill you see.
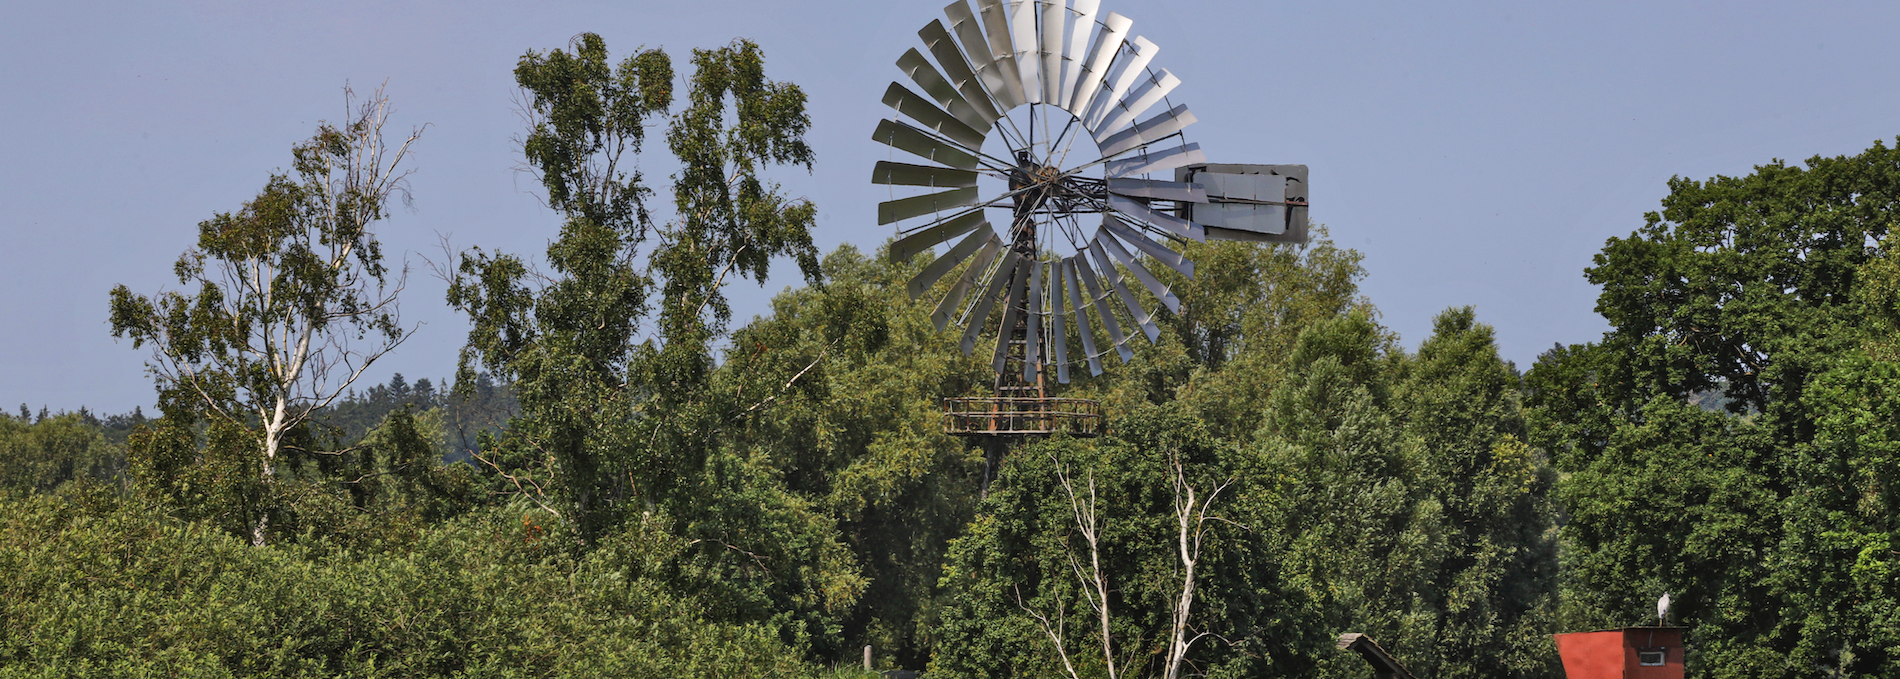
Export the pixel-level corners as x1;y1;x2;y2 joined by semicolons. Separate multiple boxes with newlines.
873;0;1308;459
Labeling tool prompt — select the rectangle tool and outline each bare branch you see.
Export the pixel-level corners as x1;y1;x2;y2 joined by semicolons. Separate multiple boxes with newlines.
1048;451;1119;679
471;447;563;518
685;537;773;575
1162;447;1232;679
1015;584;1083;679
741;335;841;415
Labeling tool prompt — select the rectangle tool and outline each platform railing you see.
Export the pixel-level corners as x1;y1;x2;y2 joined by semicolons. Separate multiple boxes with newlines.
942;397;1103;438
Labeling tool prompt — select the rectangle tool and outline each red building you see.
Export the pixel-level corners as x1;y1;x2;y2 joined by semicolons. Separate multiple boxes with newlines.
1553;627;1685;679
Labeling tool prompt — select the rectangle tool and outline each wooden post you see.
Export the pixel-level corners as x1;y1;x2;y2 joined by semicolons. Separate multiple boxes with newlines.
863;644;872;672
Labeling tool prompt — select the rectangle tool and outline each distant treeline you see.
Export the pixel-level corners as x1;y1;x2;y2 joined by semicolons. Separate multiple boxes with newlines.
3;372;515;493
313;372;519;463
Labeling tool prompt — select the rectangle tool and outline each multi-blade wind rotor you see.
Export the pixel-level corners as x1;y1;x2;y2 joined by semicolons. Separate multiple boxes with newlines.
876;0;1307;385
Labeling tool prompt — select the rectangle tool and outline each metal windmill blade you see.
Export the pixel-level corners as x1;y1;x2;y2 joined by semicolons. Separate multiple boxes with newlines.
1056;0;1101;107
874;1;1311;436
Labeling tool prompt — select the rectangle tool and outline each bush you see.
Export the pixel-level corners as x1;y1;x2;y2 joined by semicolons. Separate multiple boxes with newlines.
0;493;815;677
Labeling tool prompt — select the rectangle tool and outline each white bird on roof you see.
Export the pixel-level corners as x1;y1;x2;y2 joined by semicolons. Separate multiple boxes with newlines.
1657;592;1671;625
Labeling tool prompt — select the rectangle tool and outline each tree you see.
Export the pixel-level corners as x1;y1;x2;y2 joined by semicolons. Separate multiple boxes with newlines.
1534;138;1900;676
928;244;1567;678
1585;140;1900;424
1166;232;1373;440
711;235;1381;670
447;33;672;531
931;405;1318;679
0;491;816;676
708;244;977;668
447;34;858;655
0;413;125;494
109;84;423;545
1245;309;1557;679
1387;308;1557;678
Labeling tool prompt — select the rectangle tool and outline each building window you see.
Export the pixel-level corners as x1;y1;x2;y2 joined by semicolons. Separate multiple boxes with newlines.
1637;648;1667;666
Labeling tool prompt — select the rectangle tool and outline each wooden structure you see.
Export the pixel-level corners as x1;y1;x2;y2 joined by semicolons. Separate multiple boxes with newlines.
946;278;1102;492
943;396;1102;437
1335;633;1417;679
942;300;1101;439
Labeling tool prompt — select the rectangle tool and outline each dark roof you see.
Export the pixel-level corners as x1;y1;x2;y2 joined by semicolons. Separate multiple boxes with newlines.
1336;633;1418;679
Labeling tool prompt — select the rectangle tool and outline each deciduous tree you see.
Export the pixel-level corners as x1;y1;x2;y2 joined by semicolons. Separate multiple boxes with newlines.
446;34;859;655
1535;138;1900;676
109;85;423;544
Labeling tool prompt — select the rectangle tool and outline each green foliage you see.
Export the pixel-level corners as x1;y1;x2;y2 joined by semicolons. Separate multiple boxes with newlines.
930;293;1555;676
315;372;518;463
124;416;260;540
0;413;127;495
656;38;820;347
108;89;417;434
1786;358;1900;671
447;34;856;660
0;493;814;678
1586;139;1900;420
1166;230;1375;440
1393;310;1557;678
1257;309;1558;679
126;405;483;550
1555;396;1781;668
713;235;1413;673
108;86;423;545
1533;138;1900;676
932;405;1321;679
280;408;484;547
516;33;672;231
314;373;443;449
716;245;981;668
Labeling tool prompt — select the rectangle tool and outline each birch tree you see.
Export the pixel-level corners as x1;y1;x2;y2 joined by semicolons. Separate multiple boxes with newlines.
445;34;861;654
110;84;423;545
1025;440;1235;679
935;406;1301;679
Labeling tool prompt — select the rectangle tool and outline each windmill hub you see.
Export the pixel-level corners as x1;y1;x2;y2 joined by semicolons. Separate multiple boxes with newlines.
1006;156;1106;235
1007;156;1080;248
1005;155;1060;209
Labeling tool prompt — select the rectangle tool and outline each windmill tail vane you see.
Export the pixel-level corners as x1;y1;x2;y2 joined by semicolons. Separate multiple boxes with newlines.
872;0;1310;439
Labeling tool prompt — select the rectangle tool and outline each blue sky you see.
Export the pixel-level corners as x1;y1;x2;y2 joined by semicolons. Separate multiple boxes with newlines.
5;0;1899;414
